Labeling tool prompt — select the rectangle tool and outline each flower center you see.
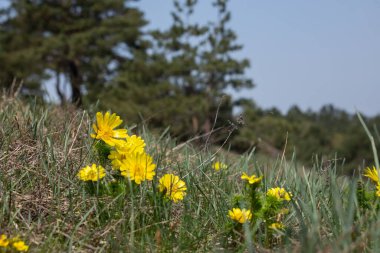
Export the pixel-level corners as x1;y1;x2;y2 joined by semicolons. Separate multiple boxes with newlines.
97;127;113;139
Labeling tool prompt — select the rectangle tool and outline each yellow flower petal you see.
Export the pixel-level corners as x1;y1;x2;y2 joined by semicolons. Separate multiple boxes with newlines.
113;129;128;138
228;208;252;223
120;152;156;184
267;187;292;201
108;114;123;129
77;164;106;182
96;112;104;127
212;161;227;171
364;166;379;184
104;111;110;124
376;184;380;197
158;174;187;203
269;222;285;230
91;112;128;146
12;240;29;252
241;172;263;184
0;234;9;247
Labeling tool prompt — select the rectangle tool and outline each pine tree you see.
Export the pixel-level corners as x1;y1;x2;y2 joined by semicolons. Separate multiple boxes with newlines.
0;0;255;145
201;0;253;95
0;0;148;105
99;0;212;138
197;0;254;136
104;0;254;141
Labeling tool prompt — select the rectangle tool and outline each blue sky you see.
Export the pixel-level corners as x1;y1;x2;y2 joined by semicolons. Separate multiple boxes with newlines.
138;0;380;116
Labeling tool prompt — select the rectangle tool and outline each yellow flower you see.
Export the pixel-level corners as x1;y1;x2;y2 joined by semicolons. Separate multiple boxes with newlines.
158;174;187;203
228;208;252;223
120;152;156;184
269;222;285;230
108;135;146;170
376;184;380;197
12;240;29;252
364;166;379;184
267;187;292;201
90;112;128;146
77;164;106;182
241;172;263;184
0;234;9;247
212;161;227;171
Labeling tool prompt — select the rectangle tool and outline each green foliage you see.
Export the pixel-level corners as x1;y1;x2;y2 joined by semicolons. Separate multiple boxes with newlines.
94;140;111;166
0;0;253;145
227;176;292;248
0;0;148;105
2;98;380;252
356;181;370;210
99;0;253;142
233;103;380;173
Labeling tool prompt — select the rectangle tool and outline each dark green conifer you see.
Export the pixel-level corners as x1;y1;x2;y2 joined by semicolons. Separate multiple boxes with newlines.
0;0;148;105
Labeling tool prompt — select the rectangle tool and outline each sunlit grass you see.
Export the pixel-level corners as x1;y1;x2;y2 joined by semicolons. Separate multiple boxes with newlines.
1;97;380;252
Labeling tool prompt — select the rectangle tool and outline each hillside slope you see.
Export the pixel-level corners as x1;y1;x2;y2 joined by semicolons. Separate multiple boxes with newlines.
0;98;379;252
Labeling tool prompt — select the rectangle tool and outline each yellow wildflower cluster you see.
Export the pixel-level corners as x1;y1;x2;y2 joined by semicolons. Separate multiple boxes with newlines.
108;135;146;170
228;208;252;224
228;169;292;231
158;174;187;203
227;171;262;224
87;111;157;185
91;112;156;184
0;234;29;252
267;187;292;201
363;166;380;197
79;111;187;202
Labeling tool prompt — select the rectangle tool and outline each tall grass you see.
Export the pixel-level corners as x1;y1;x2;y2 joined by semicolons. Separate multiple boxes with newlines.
1;97;380;252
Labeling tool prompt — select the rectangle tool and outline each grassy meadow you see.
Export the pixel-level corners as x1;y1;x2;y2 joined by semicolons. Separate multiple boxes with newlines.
1;97;380;252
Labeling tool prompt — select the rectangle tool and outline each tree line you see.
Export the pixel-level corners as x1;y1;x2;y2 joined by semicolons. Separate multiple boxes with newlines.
232;101;380;173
